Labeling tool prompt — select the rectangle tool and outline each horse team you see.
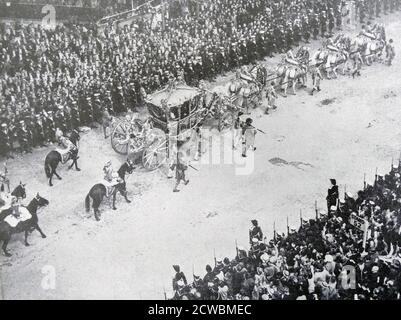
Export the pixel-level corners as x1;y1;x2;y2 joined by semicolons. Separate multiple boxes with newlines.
229;23;390;103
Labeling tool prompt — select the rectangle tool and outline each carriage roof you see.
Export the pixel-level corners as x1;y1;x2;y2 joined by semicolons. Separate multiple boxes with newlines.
145;84;202;108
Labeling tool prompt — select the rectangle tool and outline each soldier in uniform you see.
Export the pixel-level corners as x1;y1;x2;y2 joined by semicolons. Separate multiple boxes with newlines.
320;11;327;36
265;81;278;114
54;105;67;135
69;101;81;131
42;110;56;143
385;39;396;65
241;118;257;158
326;178;339;212
16;120;32;154
328;8;335;35
170;155;189;193
91;91;102;123
302;14;311;44
232;111;244;150
311;64;323;95
249;220;263;245
311;13;320;40
32;114;47;147
0;123;14;159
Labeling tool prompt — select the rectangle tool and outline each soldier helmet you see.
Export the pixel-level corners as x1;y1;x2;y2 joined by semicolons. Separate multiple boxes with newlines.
246;118;253;125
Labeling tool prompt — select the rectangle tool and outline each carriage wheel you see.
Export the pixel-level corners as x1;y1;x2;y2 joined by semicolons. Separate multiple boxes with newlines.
142;139;168;171
142;128;168;171
110;121;130;155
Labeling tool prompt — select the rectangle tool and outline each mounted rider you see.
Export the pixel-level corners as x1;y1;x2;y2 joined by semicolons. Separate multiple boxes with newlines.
285;49;306;73
4;196;32;228
359;24;377;41
56;135;78;164
284;49;300;67
326;38;340;53
103;160;122;197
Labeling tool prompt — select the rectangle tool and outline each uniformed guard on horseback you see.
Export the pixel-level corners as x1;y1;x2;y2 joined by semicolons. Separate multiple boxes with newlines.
103;160;122;197
58;135;78;164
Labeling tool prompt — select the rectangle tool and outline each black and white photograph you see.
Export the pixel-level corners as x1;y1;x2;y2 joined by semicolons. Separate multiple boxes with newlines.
0;0;400;305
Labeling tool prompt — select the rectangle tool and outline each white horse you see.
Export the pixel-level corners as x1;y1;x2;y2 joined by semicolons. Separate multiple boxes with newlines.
275;62;307;97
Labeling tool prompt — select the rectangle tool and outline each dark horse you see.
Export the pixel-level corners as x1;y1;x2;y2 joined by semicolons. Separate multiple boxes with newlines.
85;181;131;221
0;193;49;256
0;182;26;209
85;161;134;221
44;130;81;186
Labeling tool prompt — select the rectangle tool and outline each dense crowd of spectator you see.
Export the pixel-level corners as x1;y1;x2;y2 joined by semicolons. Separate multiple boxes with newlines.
171;168;401;300
0;0;400;157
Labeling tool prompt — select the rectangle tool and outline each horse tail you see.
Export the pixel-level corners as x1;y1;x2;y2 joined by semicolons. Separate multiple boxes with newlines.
85;193;91;212
44;159;52;178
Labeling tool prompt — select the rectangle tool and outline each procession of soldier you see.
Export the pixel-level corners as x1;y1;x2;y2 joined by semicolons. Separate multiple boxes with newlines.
0;0;398;273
